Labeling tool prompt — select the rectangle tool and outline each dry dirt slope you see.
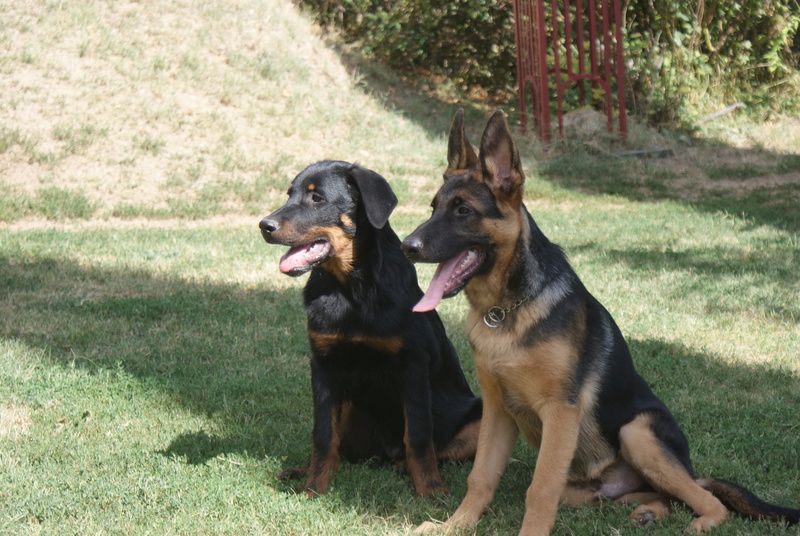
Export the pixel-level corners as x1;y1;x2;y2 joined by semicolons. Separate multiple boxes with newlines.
0;0;447;221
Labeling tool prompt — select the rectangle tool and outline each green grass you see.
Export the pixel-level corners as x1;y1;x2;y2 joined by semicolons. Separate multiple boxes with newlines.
1;0;799;534
0;187;95;221
2;204;799;535
51;124;107;155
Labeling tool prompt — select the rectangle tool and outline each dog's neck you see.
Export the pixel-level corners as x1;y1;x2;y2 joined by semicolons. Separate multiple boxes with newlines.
317;222;389;292
465;206;562;314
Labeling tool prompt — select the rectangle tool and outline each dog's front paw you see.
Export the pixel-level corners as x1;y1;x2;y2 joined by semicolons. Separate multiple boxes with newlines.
413;521;444;534
415;480;449;497
277;466;308;481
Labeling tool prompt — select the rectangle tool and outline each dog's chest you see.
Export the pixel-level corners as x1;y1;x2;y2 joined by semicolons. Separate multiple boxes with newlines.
469;312;616;481
468;313;576;403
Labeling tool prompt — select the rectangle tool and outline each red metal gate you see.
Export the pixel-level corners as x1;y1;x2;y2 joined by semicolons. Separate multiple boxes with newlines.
513;0;627;141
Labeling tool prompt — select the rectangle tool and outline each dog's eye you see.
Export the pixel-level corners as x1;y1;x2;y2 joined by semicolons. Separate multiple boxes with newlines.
456;204;472;216
310;192;324;203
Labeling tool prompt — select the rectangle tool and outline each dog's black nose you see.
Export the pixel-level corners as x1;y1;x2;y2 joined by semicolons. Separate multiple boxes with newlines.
401;236;423;261
259;218;279;234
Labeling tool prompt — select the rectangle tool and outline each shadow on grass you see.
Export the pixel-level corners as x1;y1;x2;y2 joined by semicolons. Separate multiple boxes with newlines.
2;251;799;532
0;253;311;464
336;45;800;233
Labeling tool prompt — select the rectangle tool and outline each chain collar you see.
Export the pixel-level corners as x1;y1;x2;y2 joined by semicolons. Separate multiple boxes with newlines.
482;293;533;328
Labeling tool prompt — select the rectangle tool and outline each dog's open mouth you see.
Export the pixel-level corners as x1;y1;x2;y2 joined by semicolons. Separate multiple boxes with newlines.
278;239;332;276
413;249;484;312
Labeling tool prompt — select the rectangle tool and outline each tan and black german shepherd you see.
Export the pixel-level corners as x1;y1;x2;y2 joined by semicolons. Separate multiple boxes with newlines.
401;109;800;535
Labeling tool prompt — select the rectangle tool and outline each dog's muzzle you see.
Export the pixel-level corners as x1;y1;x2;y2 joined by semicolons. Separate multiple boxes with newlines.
259;218;280;242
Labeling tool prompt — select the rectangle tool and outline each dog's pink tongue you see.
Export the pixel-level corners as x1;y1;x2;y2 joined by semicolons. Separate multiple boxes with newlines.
413;251;468;312
279;243;325;273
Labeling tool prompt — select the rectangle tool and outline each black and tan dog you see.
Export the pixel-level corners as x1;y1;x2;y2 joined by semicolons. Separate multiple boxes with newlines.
401;110;800;534
259;160;482;497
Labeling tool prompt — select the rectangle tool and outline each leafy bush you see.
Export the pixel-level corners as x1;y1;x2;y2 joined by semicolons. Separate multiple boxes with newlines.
624;0;800;123
298;0;800;124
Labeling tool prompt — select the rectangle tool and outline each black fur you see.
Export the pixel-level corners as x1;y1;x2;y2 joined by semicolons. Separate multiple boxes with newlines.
260;160;481;496
401;110;800;530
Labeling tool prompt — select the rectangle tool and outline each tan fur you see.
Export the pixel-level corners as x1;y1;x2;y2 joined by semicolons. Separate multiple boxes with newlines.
274;222;355;282
619;414;728;533
308;330;403;354
304;405;342;496
464;205;526;313
438;419;480;460
560;484;599;507
443;165;474;179
317;226;355;282
519;404;582;536
403;412;445;496
417;364;519;532
417;111;737;536
418;115;620;535
617;491;671;525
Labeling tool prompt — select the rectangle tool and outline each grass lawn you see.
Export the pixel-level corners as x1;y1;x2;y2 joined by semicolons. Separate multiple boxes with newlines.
2;1;799;535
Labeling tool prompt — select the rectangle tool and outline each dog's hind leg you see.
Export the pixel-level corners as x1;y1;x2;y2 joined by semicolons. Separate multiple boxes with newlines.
560;484;600;507
616;492;671;526
619;413;727;533
437;419;480;461
339;403;383;461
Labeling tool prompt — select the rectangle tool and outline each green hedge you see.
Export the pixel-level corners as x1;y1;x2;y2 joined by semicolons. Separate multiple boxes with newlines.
299;0;800;124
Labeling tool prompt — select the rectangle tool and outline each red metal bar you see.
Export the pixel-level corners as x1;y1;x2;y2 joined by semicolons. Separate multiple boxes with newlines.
588;0;598;88
550;0;564;137
601;0;613;132
563;0;573;77
535;0;551;141
576;0;586;105
513;0;527;133
613;0;627;137
513;0;626;141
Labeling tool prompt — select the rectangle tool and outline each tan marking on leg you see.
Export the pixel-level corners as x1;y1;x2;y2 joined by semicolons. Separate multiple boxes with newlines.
304;406;342;496
616;491;664;505
403;412;446;496
617;492;671;526
438;418;480;461
416;365;518;533
619;414;728;533
561;483;599;507
519;403;582;536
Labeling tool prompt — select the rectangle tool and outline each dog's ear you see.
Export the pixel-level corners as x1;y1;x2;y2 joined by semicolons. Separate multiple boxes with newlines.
479;110;524;203
348;165;398;229
447;108;478;173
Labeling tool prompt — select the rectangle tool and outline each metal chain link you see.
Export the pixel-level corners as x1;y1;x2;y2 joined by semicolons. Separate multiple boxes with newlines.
482;293;533;328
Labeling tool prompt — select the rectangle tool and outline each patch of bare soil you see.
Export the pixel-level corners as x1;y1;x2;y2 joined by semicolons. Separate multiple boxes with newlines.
0;402;32;440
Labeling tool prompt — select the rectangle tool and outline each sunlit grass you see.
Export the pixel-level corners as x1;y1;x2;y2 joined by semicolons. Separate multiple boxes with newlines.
1;0;799;534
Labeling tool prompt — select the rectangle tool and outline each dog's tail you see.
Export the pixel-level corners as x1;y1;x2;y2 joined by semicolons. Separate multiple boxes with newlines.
699;477;800;525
